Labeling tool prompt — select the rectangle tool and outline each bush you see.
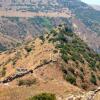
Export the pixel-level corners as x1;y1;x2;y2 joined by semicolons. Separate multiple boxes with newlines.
65;74;76;85
43;59;48;64
68;67;75;75
89;60;96;70
90;73;97;85
18;79;36;86
1;67;6;77
81;83;87;90
29;93;56;100
80;67;84;73
98;76;100;80
57;34;67;43
61;64;68;74
25;47;32;52
39;36;45;42
79;73;84;80
71;53;80;62
61;54;69;63
53;50;58;54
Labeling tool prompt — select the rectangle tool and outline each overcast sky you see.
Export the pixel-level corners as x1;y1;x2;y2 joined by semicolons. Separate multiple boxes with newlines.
81;0;100;5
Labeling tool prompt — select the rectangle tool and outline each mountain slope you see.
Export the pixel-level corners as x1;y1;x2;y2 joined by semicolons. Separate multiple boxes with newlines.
71;17;100;53
48;25;100;89
63;0;100;36
0;33;20;52
0;16;71;52
0;25;100;100
0;27;81;100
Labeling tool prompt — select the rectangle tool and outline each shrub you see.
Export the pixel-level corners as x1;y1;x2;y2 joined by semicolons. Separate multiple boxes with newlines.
65;74;76;85
61;67;68;75
53;50;58;54
89;60;96;70
71;53;80;62
81;83;87;90
25;47;32;52
18;79;36;86
98;76;100;80
68;67;75;75
61;54;69;63
57;34;67;43
39;36;45;42
1;67;6;77
90;73;97;85
29;93;56;100
51;30;57;37
79;73;84;80
43;59;48;64
80;67;84;73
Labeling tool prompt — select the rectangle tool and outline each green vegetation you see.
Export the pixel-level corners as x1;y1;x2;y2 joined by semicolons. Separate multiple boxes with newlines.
0;67;6;77
6;17;19;22
53;50;58;54
81;83;87;90
18;79;36;86
61;54;69;63
64;73;76;85
65;0;100;36
25;47;32;52
39;35;45;43
29;93;56;100
90;73;97;85
28;17;52;30
48;25;100;87
0;43;7;52
49;25;100;70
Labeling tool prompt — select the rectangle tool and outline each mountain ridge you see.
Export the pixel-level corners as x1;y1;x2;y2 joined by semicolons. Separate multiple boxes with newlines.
0;25;100;100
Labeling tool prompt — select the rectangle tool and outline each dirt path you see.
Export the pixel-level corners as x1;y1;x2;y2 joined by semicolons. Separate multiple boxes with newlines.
0;10;71;18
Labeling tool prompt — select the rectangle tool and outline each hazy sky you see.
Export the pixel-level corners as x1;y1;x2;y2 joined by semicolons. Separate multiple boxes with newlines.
81;0;100;5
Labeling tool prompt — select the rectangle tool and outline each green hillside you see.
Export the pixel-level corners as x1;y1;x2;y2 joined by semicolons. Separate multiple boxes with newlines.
64;0;100;36
47;24;100;89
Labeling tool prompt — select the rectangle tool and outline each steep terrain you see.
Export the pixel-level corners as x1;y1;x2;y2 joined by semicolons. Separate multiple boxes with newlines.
71;17;100;53
0;25;100;100
0;32;20;52
0;16;72;52
58;0;100;52
0;0;100;100
63;0;100;36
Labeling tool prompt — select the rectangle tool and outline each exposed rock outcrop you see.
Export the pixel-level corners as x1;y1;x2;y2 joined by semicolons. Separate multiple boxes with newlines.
57;87;100;100
0;69;33;83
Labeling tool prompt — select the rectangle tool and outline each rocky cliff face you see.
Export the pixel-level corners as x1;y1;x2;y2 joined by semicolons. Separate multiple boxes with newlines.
57;87;100;100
